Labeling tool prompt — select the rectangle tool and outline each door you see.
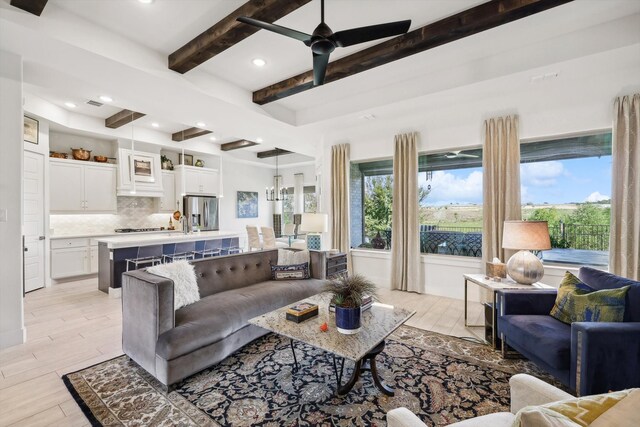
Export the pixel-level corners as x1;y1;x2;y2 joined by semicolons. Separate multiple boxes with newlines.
23;151;45;292
184;169;200;194
159;171;176;212
89;247;99;274
199;170;219;195
50;161;84;212
84;165;117;212
51;247;89;278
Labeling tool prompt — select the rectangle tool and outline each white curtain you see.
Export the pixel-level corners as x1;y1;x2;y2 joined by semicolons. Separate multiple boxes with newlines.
610;94;640;280
391;132;421;293
331;144;352;271
294;173;304;215
482;115;522;265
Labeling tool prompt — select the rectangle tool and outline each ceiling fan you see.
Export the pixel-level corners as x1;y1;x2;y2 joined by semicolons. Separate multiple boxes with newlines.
439;151;480;159
237;0;411;86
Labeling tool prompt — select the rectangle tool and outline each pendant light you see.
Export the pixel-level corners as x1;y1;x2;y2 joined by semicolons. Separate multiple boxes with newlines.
130;112;136;195
265;148;287;201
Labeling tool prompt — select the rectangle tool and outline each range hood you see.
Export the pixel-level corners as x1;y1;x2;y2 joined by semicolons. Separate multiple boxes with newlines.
116;148;164;197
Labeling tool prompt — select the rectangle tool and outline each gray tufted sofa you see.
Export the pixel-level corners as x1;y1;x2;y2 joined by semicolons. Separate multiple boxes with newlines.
122;249;327;387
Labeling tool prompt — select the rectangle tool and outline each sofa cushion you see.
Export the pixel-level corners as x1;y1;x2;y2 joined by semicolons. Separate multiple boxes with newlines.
550;271;629;324
156;278;325;360
499;315;571;370
578;267;640;322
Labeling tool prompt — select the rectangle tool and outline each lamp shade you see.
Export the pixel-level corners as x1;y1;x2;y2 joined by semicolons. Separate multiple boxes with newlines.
502;221;551;250
300;213;328;233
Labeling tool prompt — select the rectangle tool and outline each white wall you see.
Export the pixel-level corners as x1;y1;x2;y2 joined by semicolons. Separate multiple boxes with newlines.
0;50;25;349
321;44;640;299
219;158;274;248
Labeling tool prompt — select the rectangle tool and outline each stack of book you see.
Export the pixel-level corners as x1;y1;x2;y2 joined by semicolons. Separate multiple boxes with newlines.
329;295;373;313
286;302;319;323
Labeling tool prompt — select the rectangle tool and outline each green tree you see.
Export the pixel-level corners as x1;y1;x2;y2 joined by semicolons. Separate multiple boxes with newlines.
363;175;430;239
569;204;610;225
529;208;561;227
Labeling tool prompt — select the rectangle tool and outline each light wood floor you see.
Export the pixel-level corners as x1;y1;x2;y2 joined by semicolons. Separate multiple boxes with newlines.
0;278;484;426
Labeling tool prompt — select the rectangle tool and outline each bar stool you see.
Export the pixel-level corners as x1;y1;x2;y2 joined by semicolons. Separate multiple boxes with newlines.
227;247;242;255
126;245;163;271
163;241;196;263
193;240;222;259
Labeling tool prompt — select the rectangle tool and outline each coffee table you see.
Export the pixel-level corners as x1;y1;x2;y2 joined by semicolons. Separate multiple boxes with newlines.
249;292;415;396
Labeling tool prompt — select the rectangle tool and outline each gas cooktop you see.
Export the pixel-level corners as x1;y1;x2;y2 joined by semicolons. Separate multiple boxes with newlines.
114;228;164;233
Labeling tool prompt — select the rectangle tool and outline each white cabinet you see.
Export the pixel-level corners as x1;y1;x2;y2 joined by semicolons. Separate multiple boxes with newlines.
50;159;117;213
50;237;99;279
175;165;219;197
156;171;177;213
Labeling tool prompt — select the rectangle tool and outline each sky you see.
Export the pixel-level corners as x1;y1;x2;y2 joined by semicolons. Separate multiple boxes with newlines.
418;156;612;206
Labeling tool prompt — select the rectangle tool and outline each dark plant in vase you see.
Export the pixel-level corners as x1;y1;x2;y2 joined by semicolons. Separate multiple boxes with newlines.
324;274;377;335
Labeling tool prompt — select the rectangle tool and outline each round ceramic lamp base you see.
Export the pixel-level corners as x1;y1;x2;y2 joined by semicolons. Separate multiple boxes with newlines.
506;250;544;284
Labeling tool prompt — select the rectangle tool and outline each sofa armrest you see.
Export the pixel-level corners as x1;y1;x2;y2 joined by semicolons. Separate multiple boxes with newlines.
497;289;558;316
509;374;573;413
387;408;428;427
122;270;175;377
571;322;640;396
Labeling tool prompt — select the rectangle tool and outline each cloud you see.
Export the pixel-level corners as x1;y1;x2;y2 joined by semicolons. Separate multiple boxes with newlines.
521;161;565;187
422;170;483;205
585;191;609;202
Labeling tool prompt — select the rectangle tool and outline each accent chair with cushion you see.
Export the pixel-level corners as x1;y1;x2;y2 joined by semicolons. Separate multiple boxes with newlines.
497;267;640;396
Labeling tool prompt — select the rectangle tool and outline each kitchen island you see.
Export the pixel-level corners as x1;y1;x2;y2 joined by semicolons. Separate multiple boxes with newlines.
97;230;241;294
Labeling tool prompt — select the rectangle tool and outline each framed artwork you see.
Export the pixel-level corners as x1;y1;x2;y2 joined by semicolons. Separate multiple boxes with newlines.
237;191;258;218
179;153;194;166
24;116;38;144
131;153;156;183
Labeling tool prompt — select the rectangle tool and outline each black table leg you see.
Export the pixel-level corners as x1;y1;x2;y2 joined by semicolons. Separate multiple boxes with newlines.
334;340;394;396
290;339;298;372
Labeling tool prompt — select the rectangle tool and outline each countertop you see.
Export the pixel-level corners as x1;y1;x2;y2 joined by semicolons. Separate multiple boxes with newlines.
96;230;241;249
49;230;176;240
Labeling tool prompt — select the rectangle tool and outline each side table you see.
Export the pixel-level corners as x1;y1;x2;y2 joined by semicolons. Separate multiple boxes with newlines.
326;252;348;279
463;273;553;349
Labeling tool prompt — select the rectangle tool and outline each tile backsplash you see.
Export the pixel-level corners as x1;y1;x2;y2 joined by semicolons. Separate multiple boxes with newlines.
50;197;174;236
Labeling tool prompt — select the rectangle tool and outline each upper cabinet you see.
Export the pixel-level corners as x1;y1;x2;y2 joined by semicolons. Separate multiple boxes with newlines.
50;159;117;213
116;148;164;197
156;171;177;213
175;165;220;197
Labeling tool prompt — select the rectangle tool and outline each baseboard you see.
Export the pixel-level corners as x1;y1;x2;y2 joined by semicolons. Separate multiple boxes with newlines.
0;327;26;349
108;287;122;299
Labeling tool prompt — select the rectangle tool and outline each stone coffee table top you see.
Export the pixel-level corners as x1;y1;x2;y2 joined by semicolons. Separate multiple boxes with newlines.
249;292;415;362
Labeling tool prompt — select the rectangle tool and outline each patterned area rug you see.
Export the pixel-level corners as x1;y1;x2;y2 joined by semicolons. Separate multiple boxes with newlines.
63;326;557;426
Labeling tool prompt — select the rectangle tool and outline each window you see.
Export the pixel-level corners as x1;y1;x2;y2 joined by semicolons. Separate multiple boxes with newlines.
520;132;611;266
417;148;483;257
282;188;294;224
303;186;317;213
282;185;318;224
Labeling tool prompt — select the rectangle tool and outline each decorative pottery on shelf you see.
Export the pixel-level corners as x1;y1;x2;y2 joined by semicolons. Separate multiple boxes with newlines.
371;231;386;249
324;274;378;335
195;159;204;167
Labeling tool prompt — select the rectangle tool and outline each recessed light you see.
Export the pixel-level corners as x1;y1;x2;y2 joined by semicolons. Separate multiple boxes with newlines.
252;58;266;67
138;0;154;4
151;122;160;128
256;137;263;143
209;136;217;141
196;122;206;127
64;102;77;108
99;95;113;102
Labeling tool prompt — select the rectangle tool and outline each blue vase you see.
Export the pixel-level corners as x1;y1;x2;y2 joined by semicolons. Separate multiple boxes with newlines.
335;306;361;334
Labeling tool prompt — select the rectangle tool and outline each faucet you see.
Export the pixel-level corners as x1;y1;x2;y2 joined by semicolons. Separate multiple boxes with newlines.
181;215;189;234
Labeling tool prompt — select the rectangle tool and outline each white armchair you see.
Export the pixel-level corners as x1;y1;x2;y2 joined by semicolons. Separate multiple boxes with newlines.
387;374;572;427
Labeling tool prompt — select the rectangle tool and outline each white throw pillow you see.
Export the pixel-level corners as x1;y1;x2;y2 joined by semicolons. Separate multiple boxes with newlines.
278;248;310;266
147;261;200;310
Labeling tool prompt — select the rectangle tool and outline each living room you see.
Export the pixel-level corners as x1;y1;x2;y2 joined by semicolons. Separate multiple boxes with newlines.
1;0;639;426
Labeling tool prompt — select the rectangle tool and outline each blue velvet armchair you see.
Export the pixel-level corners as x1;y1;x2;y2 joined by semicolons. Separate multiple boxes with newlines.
497;267;640;396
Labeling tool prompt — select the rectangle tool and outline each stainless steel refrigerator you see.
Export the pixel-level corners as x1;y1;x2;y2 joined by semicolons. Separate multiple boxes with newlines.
183;196;219;232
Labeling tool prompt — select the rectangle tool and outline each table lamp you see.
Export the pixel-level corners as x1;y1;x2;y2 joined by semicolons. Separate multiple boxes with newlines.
300;213;328;250
501;220;551;284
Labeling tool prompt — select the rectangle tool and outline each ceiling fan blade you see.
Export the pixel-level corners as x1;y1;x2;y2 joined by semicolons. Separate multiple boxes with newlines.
331;20;411;48
237;16;311;43
313;52;330;86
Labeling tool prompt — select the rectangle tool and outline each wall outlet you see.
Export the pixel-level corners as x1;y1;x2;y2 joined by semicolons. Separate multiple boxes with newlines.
0;208;7;222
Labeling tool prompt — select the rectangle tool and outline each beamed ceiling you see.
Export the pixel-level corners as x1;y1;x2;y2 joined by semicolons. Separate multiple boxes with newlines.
0;0;639;158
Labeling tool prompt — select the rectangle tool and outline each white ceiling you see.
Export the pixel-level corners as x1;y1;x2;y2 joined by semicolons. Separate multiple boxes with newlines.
2;0;639;160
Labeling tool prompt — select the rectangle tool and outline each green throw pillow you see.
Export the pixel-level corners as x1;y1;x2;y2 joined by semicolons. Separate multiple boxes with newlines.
550;271;629;324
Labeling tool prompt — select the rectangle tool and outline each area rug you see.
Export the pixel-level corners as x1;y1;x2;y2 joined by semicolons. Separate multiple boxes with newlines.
63;326;559;426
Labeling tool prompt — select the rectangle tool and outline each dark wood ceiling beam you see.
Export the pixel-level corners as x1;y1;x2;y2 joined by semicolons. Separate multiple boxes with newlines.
169;0;312;74
10;0;48;16
257;148;292;159
172;127;212;142
252;0;573;104
221;139;259;151
105;109;145;129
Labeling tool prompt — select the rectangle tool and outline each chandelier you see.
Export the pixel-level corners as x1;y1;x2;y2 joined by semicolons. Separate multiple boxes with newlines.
266;148;288;201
